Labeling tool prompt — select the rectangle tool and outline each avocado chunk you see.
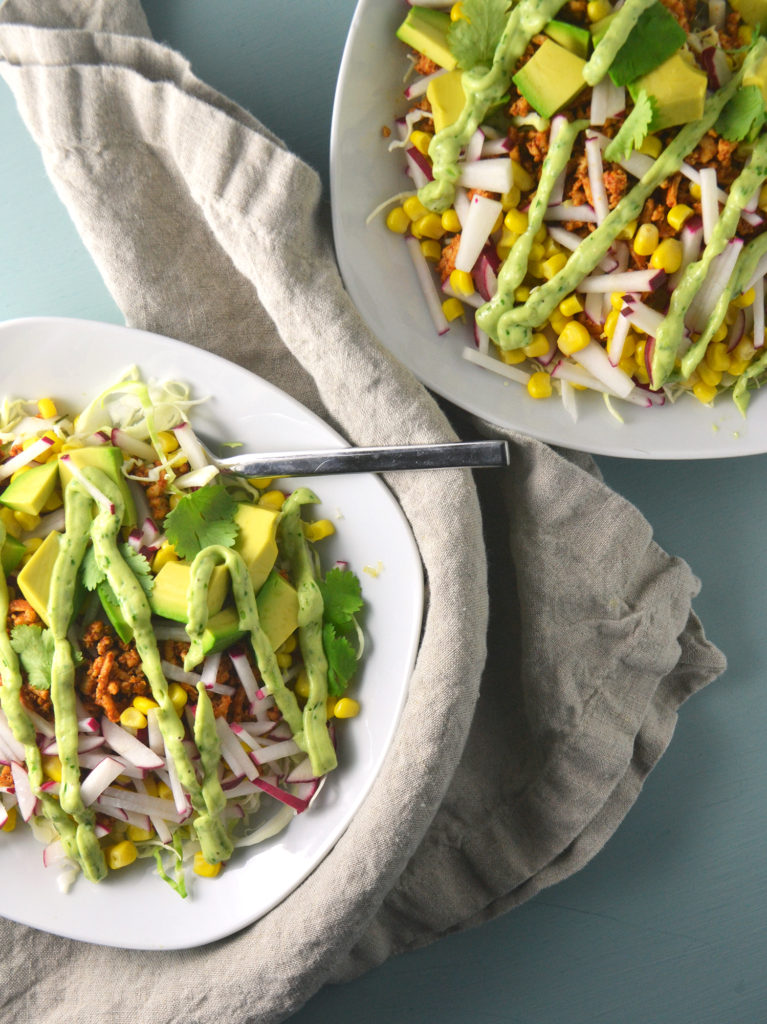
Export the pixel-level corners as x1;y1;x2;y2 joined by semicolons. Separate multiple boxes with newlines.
97;579;133;643
58;446;136;528
513;40;587;119
744;53;767;106
232;503;279;593
0;460;60;516
256;571;299;651
1;535;26;575
629;53;707;131
605;2;686;87
200;607;247;656
396;6;457;70
150;560;229;624
426;69;466;134
16;530;61;625
735;0;767;31
545;20;590;59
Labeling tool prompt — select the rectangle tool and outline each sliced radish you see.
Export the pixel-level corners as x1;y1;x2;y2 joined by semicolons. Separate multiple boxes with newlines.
102;717;164;770
79;756;125;806
455;194;503;273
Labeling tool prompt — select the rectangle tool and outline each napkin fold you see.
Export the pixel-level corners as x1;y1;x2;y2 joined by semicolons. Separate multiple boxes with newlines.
0;2;726;1021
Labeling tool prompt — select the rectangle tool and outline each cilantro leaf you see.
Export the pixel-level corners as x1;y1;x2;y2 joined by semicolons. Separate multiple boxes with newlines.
80;543;153;598
10;624;55;690
606;2;686;87
81;546;103;591
448;0;511;71
318;567;363;633
604;91;656;163
163;485;238;561
715;85;766;142
323;623;359;697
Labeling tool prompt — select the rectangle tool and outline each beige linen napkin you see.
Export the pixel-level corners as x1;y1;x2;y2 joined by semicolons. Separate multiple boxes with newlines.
0;2;726;1022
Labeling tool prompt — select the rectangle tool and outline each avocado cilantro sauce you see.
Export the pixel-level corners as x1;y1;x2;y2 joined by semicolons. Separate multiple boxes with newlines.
387;0;767;417
0;371;365;893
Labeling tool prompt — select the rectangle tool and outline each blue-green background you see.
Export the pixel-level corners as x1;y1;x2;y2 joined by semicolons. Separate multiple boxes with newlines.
1;2;766;1021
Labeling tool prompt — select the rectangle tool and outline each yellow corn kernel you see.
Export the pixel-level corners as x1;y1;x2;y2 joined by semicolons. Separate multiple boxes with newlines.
1;806;17;832
403;196;429;221
650;238;683;274
500;184;521;210
689;182;702;200
528;260;547;278
733;287;756;308
294;670;310;700
534;224;547;244
303;519;336;542
667;204;694;233
9;465;31;483
511;160;534;191
276;652;293;669
278;634;297;656
42;489;63;513
13;510;40;533
105;840;138;870
152;542;178;572
712;322;728;343
524;333;551;359
334;697;361;719
248;476;274;489
633;222;659;256
258;489;286;510
449;269;475;296
559;295;583;318
450;0;466;19
42;754;62;782
326;697;338;718
706;342;731;372
168;682;188;714
409;130;433;157
529;242;546;262
697;362;723;387
413;213;444;240
548;309;569;335
622;332;637;359
725;304;739;325
420;239;442;262
515;285;531;302
133;695;159;714
543;236;561;257
120;706;147;730
692;380;717;404
0;508;21;539
439;209;459;235
619;356;636;377
157;780;174;802
587;0;611;19
504;208;528;234
155;430;178;455
37;398;58;419
499;346;527;364
728;358;750;375
638;135;662;159
609;292;625;311
557;321;591;355
734;337;757;363
527;371;553;399
542;252;568;279
442;297;465;321
126;824;154;842
616;219;638;241
193;851;223;877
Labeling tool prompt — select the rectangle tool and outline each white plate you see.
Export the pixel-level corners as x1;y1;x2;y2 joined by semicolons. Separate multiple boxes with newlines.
0;316;423;949
330;0;767;459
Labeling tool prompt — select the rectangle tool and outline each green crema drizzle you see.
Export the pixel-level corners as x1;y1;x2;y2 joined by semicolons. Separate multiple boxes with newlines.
84;469;232;865
476;40;767;352
582;0;655;86
655;131;767;385
0;523;85;873
419;0;568;213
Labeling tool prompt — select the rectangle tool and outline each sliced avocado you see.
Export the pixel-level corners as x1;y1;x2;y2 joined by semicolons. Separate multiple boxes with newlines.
545;20;590;59
16;530;61;625
97;579;133;643
58;446;136;528
606;2;686;87
735;0;767;31
744;53;767;106
256;571;299;651
629;53;707;131
200;607;247;656
0;460;60;516
396;6;457;70
232;503;279;594
426;69;466;134
150;560;229;624
1;535;26;575
512;40;587;119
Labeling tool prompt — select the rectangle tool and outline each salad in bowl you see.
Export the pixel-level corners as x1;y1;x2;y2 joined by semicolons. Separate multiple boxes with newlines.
381;0;767;421
0;368;365;897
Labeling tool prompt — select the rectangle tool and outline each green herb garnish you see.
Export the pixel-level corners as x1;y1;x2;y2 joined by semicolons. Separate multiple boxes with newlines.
10;624;55;690
163;484;237;561
448;0;511;71
605;91;657;162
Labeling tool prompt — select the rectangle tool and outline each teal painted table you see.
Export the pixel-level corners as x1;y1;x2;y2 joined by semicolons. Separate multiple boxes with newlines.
1;3;766;1021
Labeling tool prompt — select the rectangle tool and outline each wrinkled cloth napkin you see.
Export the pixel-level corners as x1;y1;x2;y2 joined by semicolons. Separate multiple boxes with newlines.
0;2;726;1022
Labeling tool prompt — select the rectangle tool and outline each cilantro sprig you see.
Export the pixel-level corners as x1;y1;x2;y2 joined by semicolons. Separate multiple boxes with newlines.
318;567;364;697
81;543;154;599
163;484;238;561
715;85;766;143
10;624;55;690
604;91;656;163
448;0;511;71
